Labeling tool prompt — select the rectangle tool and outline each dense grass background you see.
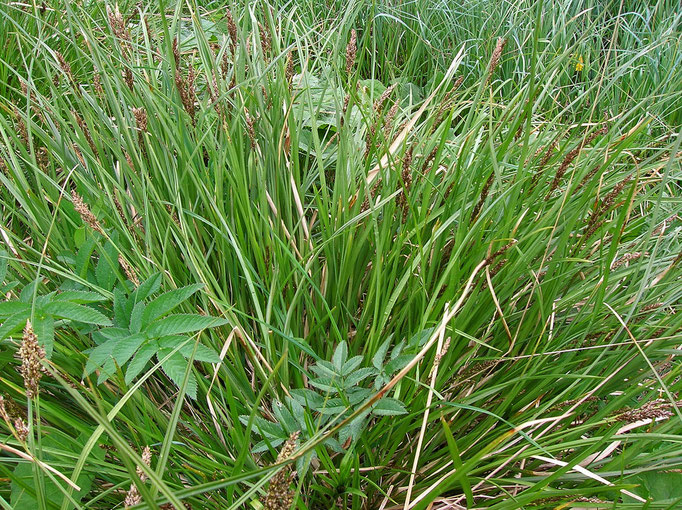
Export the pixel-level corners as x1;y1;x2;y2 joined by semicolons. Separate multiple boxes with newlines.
0;0;681;508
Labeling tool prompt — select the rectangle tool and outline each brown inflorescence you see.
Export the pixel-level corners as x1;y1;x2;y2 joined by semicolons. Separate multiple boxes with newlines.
71;190;105;235
226;10;238;56
486;37;507;84
124;446;153;508
398;146;414;222
118;254;140;286
546;125;608;198
263;431;300;510
345;29;357;75
18;320;46;399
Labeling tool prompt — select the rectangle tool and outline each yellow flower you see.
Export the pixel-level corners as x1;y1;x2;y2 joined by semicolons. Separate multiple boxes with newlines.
575;55;584;72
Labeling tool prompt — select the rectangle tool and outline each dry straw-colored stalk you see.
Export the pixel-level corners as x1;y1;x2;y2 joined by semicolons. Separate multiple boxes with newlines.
18;320;45;399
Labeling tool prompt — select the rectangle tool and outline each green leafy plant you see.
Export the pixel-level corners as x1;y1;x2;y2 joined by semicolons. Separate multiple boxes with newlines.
84;275;226;399
0;276;110;357
244;340;410;458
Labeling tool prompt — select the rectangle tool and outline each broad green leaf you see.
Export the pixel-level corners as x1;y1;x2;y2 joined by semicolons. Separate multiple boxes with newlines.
252;439;284;454
19;278;40;303
339;414;368;445
111;334;146;366
74;237;96;279
285;396;308;430
43;302;112;326
239;415;286;439
272;400;299;433
310;360;338;378
54;290;107;303
146;314;228;337
98;327;130;340
158;349;197;399
11;431;103;510
184;343;220;363
627;472;682;502
341;355;363;376
113;285;129;328
131;273;162;303
332;341;348;371
290;389;325;409
84;341;115;376
384;354;412;374
142;283;204;323
308;377;341;394
372;397;408;416
0;250;7;282
372;339;391;369
98;357;116;384
344;367;375;386
129;301;146;334
33;312;55;359
95;241;118;291
125;341;159;384
0;300;28;317
0;309;30;340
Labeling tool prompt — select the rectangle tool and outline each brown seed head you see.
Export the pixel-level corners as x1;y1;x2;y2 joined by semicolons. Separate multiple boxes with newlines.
259;22;271;56
264;431;299;510
285;51;294;84
107;5;129;43
71;190;105;235
245;110;256;149
14;108;29;146
72;110;97;154
118;255;140;286
93;72;104;97
613;399;674;423
133;107;148;132
55;51;74;85
172;38;180;68
14;418;29;442
137;445;152;481
226;10;238;55
18;320;45;399
345;29;357;74
547;125;608;198
374;84;397;113
487;37;507;80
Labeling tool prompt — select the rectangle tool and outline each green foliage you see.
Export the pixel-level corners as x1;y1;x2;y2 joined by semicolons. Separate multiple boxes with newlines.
84;275;225;398
10;430;104;510
0;0;680;508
